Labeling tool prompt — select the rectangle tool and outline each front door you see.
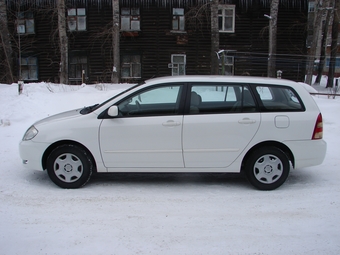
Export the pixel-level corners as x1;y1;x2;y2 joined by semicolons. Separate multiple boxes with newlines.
99;85;184;169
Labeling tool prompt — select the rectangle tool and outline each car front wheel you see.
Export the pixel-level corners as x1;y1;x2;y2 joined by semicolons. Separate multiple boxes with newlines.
245;146;290;190
46;144;93;188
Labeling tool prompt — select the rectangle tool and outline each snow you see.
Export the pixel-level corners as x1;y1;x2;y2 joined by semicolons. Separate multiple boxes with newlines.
1;76;339;255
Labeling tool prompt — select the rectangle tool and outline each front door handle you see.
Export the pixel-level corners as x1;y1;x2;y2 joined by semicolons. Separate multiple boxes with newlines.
162;120;181;127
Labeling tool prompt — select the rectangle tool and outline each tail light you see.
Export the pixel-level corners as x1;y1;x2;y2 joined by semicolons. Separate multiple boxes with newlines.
312;113;323;140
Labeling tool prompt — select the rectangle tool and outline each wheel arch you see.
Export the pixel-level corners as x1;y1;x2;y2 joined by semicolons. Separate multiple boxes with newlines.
242;141;295;171
42;140;97;173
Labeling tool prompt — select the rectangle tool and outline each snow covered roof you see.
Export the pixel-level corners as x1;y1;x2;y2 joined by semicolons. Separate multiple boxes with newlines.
6;0;308;9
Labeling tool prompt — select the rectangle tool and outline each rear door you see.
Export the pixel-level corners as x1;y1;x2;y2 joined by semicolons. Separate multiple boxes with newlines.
182;83;261;168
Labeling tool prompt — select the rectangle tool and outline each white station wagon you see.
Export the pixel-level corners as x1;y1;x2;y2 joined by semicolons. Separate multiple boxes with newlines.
19;76;327;190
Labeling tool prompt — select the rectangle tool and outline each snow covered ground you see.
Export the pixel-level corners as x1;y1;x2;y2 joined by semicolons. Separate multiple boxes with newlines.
0;77;339;255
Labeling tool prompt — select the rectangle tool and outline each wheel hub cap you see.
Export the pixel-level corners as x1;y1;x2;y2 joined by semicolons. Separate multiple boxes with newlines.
53;153;83;183
264;165;273;174
253;154;284;184
64;164;73;172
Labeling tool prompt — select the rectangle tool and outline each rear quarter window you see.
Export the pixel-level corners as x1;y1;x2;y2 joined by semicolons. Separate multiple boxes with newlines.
256;85;305;112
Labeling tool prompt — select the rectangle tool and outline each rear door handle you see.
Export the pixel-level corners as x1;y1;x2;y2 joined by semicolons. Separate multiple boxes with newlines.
238;118;256;124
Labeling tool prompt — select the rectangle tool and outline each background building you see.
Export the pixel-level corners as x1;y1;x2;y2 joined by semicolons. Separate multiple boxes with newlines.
0;0;309;84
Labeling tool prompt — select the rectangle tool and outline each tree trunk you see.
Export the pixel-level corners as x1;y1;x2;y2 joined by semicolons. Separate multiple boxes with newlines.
57;0;68;84
305;0;325;85
0;0;14;83
210;0;219;75
326;0;339;88
315;2;332;84
267;0;279;78
111;0;120;83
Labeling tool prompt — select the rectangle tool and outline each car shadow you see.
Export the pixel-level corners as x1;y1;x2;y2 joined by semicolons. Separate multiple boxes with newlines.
90;172;251;188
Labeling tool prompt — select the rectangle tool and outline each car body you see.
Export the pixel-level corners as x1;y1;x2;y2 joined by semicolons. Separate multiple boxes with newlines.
19;76;327;190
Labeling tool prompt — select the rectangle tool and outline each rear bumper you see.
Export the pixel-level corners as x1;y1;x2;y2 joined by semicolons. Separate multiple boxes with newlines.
284;139;327;168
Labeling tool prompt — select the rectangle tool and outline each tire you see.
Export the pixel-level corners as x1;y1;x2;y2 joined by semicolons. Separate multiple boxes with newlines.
46;144;93;188
245;146;290;190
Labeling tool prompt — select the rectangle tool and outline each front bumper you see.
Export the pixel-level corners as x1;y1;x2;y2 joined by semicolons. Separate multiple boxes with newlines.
19;140;50;171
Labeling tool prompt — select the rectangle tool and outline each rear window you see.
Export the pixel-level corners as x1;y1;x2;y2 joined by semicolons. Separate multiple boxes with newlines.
256;85;304;111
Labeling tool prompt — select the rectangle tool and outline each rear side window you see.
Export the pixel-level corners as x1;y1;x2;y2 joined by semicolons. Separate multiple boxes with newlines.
189;84;240;114
189;84;256;114
256;85;304;111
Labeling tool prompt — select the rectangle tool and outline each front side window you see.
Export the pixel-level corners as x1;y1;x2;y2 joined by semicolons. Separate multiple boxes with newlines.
117;85;182;117
67;8;86;31
218;5;235;33
121;8;140;31
69;54;87;80
172;8;185;31
20;56;38;80
170;54;186;76
256;85;304;111
121;55;141;78
17;11;35;34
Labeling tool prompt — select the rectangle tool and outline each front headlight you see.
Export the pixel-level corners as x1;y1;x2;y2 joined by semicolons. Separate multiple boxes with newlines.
23;126;39;141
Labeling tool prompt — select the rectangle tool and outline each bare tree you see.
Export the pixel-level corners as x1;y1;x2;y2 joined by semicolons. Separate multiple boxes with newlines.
315;1;332;84
57;0;68;84
210;0;219;75
305;0;326;85
111;0;120;83
0;0;14;83
267;0;279;78
326;0;339;88
186;2;210;31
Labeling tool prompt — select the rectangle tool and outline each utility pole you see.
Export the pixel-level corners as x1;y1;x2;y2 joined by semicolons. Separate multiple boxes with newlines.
57;0;68;84
112;0;120;83
267;0;279;78
210;0;219;75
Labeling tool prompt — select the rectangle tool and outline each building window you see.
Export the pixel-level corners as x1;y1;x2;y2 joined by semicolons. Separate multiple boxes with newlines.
20;56;38;80
218;5;235;33
121;55;141;78
172;8;185;31
67;8;86;31
121;8;140;31
219;56;234;75
69;54;87;81
17;11;35;34
308;1;315;12
169;54;186;76
326;57;340;68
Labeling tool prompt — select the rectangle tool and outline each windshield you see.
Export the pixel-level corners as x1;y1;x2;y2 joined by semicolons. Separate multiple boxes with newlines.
80;82;143;115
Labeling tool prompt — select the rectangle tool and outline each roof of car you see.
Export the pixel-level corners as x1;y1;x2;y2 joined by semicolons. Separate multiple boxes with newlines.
144;75;298;86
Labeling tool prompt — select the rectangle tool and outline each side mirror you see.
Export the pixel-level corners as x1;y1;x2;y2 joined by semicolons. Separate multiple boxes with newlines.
107;106;119;117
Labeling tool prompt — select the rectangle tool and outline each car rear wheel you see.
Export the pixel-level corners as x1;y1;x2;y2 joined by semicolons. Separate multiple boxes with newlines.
46;144;93;188
245;146;290;190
